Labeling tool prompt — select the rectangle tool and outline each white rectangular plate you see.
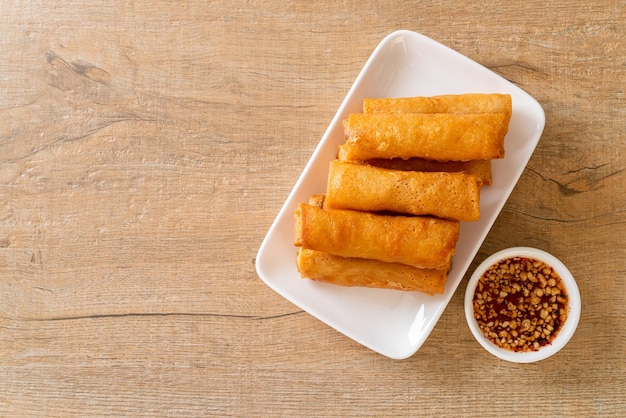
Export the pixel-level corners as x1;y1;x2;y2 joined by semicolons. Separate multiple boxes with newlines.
256;30;545;359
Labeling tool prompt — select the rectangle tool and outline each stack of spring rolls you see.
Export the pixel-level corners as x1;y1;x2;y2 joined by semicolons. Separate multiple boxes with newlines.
294;93;512;295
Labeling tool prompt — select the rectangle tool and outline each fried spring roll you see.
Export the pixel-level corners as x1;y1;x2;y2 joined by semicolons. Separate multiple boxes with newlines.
294;203;459;270
296;249;448;294
325;161;481;221
363;93;512;126
366;158;492;185
339;113;507;162
307;193;326;209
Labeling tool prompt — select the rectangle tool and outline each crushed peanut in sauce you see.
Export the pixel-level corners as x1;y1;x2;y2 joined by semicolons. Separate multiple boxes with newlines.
472;256;568;352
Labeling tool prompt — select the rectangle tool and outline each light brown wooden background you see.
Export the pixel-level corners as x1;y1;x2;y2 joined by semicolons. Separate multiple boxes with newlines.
1;1;624;416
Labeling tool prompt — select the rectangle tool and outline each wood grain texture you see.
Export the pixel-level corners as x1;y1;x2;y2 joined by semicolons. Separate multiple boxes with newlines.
1;0;624;416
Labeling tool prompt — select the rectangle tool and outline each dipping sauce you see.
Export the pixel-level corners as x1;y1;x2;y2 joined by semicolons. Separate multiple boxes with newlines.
472;256;568;352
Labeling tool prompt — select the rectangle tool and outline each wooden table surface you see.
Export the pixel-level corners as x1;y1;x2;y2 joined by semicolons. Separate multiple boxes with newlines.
1;1;624;416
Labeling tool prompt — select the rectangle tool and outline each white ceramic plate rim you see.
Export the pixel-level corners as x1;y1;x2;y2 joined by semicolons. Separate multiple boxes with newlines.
256;30;546;359
464;247;581;363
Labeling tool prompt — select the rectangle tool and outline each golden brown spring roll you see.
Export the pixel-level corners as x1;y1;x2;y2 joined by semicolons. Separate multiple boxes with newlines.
307;193;326;209
296;249;448;294
366;158;492;185
294;203;459;270
363;93;512;126
325;160;481;221
339;113;508;162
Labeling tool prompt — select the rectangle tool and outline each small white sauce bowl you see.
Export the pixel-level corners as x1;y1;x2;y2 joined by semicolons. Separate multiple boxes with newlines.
464;247;581;363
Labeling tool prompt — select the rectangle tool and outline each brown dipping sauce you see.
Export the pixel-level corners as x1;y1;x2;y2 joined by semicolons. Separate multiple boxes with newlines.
472;256;568;352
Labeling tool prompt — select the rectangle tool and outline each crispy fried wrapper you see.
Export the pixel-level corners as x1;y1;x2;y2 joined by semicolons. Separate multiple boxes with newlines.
294;203;459;270
339;113;508;162
296;249;448;295
307;193;326;209
325;160;482;221
363;93;512;127
365;157;492;186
